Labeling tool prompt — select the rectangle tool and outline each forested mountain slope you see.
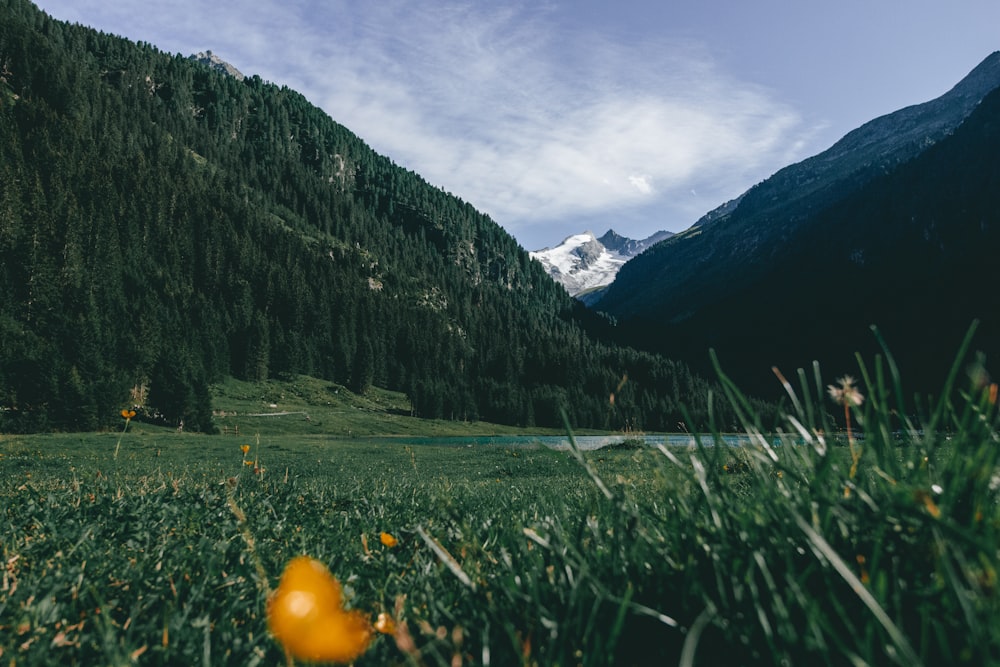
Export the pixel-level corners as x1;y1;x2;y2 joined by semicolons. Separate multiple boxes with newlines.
0;0;727;432
601;51;1000;324
600;76;1000;396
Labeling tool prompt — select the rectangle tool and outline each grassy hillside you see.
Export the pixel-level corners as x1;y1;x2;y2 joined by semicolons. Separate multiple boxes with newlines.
208;374;586;437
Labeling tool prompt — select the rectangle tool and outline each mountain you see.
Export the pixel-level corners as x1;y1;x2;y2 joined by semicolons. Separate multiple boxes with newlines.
690;52;1000;234
598;229;673;255
530;229;671;300
597;52;1000;396
690;195;743;228
189;50;245;81
0;0;731;433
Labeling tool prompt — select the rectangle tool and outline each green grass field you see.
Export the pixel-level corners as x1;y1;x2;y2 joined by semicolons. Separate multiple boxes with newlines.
3;342;1000;665
207;375;587;438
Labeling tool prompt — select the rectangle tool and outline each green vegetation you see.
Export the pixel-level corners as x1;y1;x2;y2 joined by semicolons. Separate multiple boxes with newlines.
0;0;732;434
208;374;592;437
3;337;999;665
1;1;998;663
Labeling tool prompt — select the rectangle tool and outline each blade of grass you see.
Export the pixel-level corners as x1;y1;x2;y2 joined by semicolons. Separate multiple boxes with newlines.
773;366;805;423
710;349;777;460
416;525;475;590
792;512;922;667
926;320;980;438
679;606;715;667
871;325;918;435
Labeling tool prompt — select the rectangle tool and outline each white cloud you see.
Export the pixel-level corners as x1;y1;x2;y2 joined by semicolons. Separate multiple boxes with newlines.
281;3;811;237
35;0;814;245
629;175;653;195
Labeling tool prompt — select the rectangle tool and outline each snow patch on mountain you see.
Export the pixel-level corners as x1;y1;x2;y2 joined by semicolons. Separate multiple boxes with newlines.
530;229;672;298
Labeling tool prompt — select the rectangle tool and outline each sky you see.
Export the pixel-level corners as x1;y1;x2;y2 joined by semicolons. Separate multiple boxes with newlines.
31;0;1000;250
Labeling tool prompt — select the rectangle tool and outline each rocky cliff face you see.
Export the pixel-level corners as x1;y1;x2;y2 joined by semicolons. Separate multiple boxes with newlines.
598;229;673;255
189;50;245;81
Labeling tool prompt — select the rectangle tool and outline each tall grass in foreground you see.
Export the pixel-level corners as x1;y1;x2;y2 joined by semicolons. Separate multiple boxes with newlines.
635;324;1000;666
1;326;999;665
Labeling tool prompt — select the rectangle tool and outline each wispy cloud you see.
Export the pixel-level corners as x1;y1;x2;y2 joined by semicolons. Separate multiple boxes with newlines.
36;0;814;245
294;3;810;235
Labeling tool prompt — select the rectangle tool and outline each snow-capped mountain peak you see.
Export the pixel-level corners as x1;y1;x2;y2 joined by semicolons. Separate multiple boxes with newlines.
530;229;672;299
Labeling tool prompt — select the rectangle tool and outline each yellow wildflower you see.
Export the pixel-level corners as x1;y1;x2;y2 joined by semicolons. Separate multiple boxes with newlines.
374;612;397;635
380;532;399;548
267;556;372;663
856;554;870;585
915;489;941;519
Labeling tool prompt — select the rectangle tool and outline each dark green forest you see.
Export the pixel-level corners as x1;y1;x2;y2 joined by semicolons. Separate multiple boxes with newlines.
0;0;743;433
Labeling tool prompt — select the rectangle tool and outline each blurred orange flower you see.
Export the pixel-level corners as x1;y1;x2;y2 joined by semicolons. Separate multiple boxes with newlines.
380;532;398;548
240;444;251;455
121;409;136;419
267;556;372;663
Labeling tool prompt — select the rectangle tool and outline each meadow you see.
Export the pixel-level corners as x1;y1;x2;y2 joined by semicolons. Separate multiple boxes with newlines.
2;336;1000;666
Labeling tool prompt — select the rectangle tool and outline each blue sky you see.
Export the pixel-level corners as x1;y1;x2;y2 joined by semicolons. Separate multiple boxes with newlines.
33;0;1000;250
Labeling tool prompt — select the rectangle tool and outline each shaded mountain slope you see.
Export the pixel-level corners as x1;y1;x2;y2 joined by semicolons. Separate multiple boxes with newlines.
602;80;1000;395
601;51;1000;324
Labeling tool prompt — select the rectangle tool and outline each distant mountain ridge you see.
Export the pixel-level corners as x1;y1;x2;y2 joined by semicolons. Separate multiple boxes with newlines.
530;229;671;300
598;229;673;256
596;51;1000;395
689;51;1000;233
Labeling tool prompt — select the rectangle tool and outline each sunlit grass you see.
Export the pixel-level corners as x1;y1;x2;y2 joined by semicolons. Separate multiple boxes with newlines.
2;327;999;665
